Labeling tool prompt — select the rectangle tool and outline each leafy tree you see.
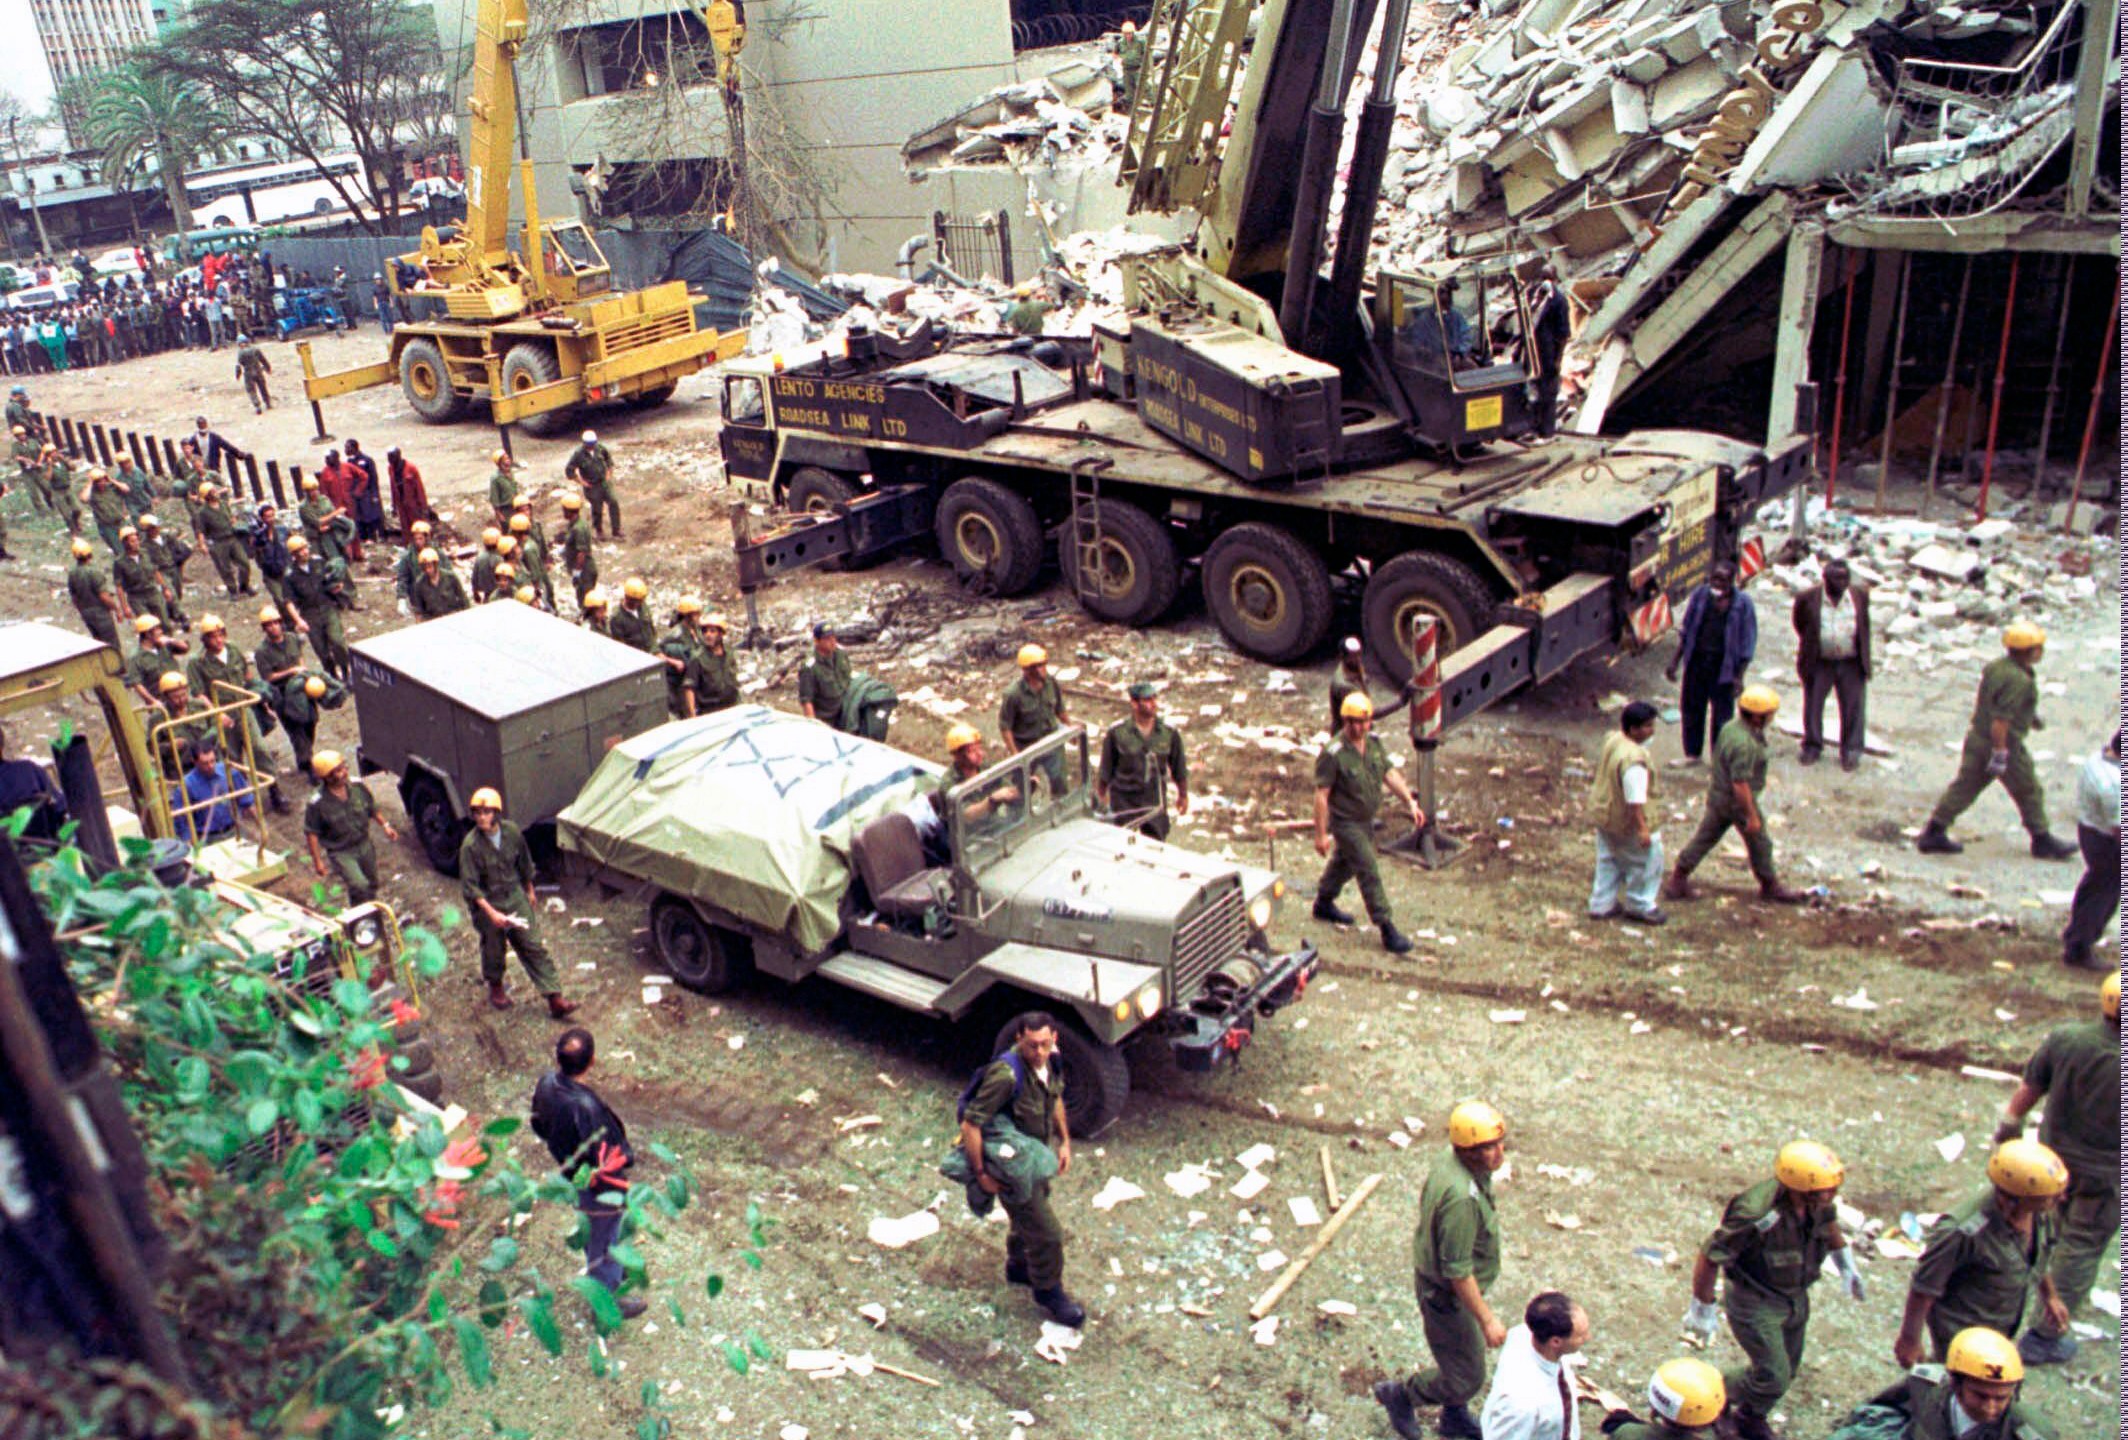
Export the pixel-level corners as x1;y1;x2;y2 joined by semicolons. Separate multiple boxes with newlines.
61;60;220;238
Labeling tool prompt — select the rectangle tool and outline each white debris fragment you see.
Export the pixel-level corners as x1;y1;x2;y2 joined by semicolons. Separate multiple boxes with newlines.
1288;1196;1324;1227
867;1211;941;1249
1236;1143;1277;1171
858;1303;889;1328
1164;1164;1216;1198
1831;988;1881;1011
1318;1299;1359;1316
1090;1176;1147;1211
1231;1169;1271;1201
1489;1009;1527;1024
1249;1315;1281;1345
1934;1134;1967;1163
1256;1249;1289;1273
1035;1320;1083;1365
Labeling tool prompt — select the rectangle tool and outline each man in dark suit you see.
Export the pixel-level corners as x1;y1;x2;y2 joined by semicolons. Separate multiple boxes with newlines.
1529;267;1571;437
1792;558;1871;771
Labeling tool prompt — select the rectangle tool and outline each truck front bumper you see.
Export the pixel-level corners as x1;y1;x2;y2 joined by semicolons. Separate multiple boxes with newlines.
1167;941;1321;1073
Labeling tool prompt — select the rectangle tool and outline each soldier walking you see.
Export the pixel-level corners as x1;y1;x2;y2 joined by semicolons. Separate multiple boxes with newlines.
234;333;272;412
1376;1102;1508;1440
1895;1140;2068;1366
999;643;1072;793
565;429;621;540
459;786;579;1018
196;483;253;596
1097;682;1187;839
959;1011;1083;1328
1663;686;1804;904
68;538;125;646
282;535;351;680
85;468;128;552
1313;692;1423;954
798;623;851;729
304;750;397;905
1917;623;2077;859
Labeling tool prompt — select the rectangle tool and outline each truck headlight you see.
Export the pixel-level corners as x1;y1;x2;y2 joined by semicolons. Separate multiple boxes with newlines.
349;915;383;949
1248;895;1274;931
1133;983;1163;1020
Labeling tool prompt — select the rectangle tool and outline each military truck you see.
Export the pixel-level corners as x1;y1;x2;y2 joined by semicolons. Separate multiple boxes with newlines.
558;707;1317;1135
346;604;667;873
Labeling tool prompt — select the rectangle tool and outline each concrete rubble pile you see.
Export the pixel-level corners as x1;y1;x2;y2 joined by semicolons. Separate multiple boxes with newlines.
901;61;1127;176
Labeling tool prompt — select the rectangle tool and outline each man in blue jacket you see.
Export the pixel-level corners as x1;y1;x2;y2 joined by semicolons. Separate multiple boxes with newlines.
1665;560;1756;767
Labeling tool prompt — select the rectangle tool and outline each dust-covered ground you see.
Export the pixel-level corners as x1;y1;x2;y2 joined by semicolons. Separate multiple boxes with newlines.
1;339;2119;1440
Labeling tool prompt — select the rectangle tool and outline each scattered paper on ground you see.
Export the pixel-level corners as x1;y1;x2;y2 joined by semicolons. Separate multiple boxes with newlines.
1090;1176;1146;1212
867;1211;941;1249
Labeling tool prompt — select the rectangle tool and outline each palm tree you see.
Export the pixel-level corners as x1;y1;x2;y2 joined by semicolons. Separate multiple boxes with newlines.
70;59;219;240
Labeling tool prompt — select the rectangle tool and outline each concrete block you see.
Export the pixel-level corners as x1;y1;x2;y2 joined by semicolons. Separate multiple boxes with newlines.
1651;13;1711;63
1464;28;1522;80
1908;544;1986;582
1649;55;1732;129
1450;162;1489;212
1612;84;1651;134
1619;47;1670;84
1733;51;1895;190
2047;500;2108;535
1693;7;1729;52
1967;518;2015;543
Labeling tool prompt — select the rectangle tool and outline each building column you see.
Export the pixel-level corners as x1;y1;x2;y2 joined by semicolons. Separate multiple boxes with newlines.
1770;223;1824;543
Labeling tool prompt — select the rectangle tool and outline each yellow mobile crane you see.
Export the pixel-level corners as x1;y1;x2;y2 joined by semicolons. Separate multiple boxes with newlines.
301;0;748;435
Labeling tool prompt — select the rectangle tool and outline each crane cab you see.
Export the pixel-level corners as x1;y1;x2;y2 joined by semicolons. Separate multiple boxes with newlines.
534;219;614;303
1373;258;1539;452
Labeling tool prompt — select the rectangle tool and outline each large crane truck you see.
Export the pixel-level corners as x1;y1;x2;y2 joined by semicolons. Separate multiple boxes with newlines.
721;0;1805;728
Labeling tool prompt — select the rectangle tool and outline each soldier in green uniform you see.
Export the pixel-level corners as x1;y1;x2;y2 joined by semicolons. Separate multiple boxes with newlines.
469;526;503;603
152;673;227;785
234;333;272;412
958;1011;1082;1328
1664;684;1804;904
1683;1141;1864;1440
297;476;351;570
798;623;852;729
196;483;253;596
111;456;155;522
187;612;284;813
114;527;175;628
1097;681;1187;839
1833;1327;2046;1440
85;468;129;552
124;615;183;707
4;385;38;439
1917;622;2076;859
458;787;578;1018
304;750;397;904
565;429;622;540
510;512;556;610
1312;691;1423;953
282;535;351;680
137;514;191;629
558;492;597;609
694;612;740;714
486;449;519;528
41;446;81;535
999;643;1073;793
580;587;612;638
410;547;470;619
609;578;657;651
657;597;705;716
1115;19;1144;107
1329;636;1414;731
257;605;321;776
1895;1140;2068;1366
392;520;433;610
1602;1358;1728;1440
68;538;126;646
1991;971;2119;1365
1001;282;1053;337
1376;1101;1508;1440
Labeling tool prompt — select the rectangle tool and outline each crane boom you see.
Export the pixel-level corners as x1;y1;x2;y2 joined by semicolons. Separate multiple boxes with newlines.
463;0;529;264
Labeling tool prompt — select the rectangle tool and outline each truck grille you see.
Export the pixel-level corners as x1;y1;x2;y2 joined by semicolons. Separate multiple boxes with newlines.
1172;883;1247;998
272;938;337;1000
603;310;695;355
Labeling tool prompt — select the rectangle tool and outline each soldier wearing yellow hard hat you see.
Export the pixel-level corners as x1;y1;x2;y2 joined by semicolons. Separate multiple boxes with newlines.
1917;622;2076;860
410;546;470;619
798;621;850;730
304;749;397;905
1314;688;1424;954
470;526;504;603
659;597;707;717
1664;683;1804;905
693;609;739;715
558;490;598;611
1376;1101;1506;1439
1603;1358;1726;1438
610;576;656;652
1896;1138;2068;1368
1845;1327;2038;1440
1683;1142;1861;1440
67;536;124;647
999;641;1073;796
579;586;611;637
392;519;434;611
1988;967;2120;1367
459;786;576;1017
487;448;518;527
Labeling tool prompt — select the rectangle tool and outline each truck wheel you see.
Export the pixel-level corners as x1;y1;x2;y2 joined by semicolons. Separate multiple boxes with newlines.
786;466;860;514
500;343;572;436
400;775;466;876
1361;552;1499;686
937;477;1044;596
399;338;465;423
651;896;753;995
395;1068;445;1105
387;1038;436;1076
1062;498;1181;626
989;1013;1132;1138
625;383;677;409
1201;522;1333;663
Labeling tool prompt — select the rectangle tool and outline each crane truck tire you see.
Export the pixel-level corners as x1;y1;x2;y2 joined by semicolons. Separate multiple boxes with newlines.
1061;497;1182;626
624;382;677;409
936;476;1045;596
787;466;861;514
650;895;754;995
990;1011;1132;1137
399;337;466;423
500;343;573;436
1361;552;1500;685
1201;522;1334;663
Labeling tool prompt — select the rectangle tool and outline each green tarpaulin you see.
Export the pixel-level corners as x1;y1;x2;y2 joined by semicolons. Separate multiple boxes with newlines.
555;705;940;955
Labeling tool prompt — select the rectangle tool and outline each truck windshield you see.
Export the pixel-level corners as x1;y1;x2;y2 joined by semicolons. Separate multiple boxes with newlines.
948;727;1091;869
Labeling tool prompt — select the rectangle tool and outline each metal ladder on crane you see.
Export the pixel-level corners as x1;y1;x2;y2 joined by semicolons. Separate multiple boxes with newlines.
1068;457;1112;605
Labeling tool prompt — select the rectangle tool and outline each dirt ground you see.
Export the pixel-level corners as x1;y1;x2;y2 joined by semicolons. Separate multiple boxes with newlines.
2;338;2118;1440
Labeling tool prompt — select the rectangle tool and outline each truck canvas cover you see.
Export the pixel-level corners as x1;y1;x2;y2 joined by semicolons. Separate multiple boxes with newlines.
556;706;939;953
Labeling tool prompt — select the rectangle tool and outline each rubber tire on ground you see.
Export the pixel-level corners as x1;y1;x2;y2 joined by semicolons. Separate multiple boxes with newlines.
399;337;465;423
1061;497;1182;626
786;466;861;514
936;476;1045;596
1200;521;1334;663
401;775;466;876
500;342;572;436
370;982;423;1046
395;1068;445;1104
651;895;753;995
624;382;677;409
988;1012;1132;1139
388;1038;435;1076
1361;551;1500;687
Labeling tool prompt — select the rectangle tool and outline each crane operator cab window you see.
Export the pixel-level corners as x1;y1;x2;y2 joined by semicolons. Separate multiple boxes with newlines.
541;220;613;296
722;374;766;425
1384;269;1531;392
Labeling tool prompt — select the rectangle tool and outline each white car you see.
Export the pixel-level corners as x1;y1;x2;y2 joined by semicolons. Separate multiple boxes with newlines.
90;246;145;277
406;176;465;206
6;280;81;311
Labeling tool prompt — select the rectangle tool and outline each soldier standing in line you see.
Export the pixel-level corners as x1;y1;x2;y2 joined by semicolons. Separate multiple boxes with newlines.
459;786;578;1018
1096;681;1187;839
125;614;184;706
196;482;253;597
487;449;519;529
282;535;351;680
187;612;284;813
511;512;556;610
1663;685;1805;905
84;468;128;552
42;445;81;536
138;514;191;629
1313;692;1422;954
393;519;434;610
694;612;739;714
470;526;503;603
114;526;175;629
4;384;39;438
609;577;657;651
579;587;612;637
487;561;517;602
68;537;126;646
798;623;851;729
409;547;470;619
565;429;622;540
1916;622;2078;859
658;596;706;716
559;491;597;610
998;643;1072;794
304;750;397;904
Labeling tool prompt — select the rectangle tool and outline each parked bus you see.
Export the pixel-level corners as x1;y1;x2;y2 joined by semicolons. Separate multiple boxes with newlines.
186;154;370;228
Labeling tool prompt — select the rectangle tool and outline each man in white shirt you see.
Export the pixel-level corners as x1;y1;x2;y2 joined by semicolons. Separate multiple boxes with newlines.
1791;558;1871;771
1480;1291;1589;1440
2061;727;2119;969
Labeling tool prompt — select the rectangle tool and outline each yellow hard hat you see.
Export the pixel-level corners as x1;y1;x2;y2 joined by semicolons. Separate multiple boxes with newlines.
515;585;537;604
623;577;649;601
582;588;608;610
300;476;319;490
496;535;516;556
1017;643;1047;668
310;749;345;778
702;611;729;631
491;448;509;464
260;605;284;625
675;595;703;616
288;534;310;551
1945;1327;2023;1384
945;722;982;753
138;513;160;528
560;491;583;510
2002;621;2045;650
480;526;501;547
418;547;440;565
1986;1138;2068;1197
7;424;19;436
494;562;515;580
133;614;161;634
1774;1140;1844;1193
156;671;186;694
2102;970;2119;1020
469;786;502;811
198;613;225;634
1647;1358;1725;1429
1737;684;1780;715
411;520;432;536
1340;691;1375;720
118;526;138;542
1447;1100;1506;1148
303;676;327;698
71;539;92;559
509;513;531;533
